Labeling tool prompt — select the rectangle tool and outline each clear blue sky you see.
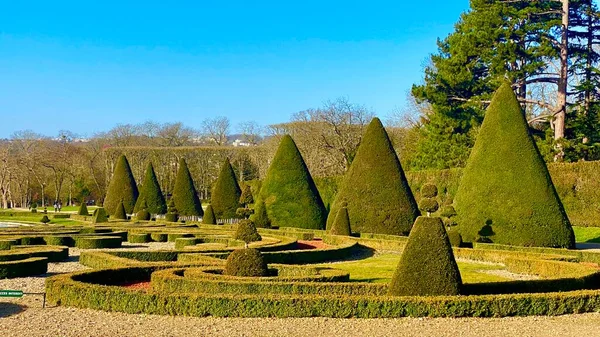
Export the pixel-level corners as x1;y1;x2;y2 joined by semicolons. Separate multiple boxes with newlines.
0;1;469;138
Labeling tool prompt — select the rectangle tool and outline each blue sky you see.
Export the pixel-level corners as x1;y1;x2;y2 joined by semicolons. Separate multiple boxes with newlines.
0;1;469;137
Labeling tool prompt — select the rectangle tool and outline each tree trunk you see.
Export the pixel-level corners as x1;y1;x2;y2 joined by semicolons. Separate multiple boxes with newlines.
554;0;569;142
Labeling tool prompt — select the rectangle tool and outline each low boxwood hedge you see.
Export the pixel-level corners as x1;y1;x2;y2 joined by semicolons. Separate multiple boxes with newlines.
150;233;168;242
167;233;194;242
473;243;600;264
0;257;48;278
45;266;600;318
74;236;123;249
43;236;75;247
1;245;69;262
175;238;201;250
0;239;19;250
128;233;151;244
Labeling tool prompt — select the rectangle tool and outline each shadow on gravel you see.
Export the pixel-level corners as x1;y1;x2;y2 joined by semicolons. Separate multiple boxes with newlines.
0;302;25;318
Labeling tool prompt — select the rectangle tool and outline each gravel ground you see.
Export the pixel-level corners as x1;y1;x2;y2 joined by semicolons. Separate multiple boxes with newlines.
1;243;600;336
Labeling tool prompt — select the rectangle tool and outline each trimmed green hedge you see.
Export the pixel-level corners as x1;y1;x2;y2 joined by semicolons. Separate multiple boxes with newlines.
128;233;151;243
151;233;168;242
168;233;194;242
175;238;201;250
74;236;123;249
43;236;75;247
0;257;48;278
46;266;600;318
472;243;600;264
0;239;19;250
0;246;69;262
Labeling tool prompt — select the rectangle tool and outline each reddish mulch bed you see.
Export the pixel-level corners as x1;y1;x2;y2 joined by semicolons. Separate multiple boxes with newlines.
296;239;330;250
121;281;151;291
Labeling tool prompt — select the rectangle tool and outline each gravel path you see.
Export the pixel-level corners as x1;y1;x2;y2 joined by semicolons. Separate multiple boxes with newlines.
2;243;600;336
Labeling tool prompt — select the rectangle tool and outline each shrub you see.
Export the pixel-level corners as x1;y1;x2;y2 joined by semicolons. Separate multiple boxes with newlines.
389;216;461;296
250;199;271;228
113;201;128;220
103;155;139;216
234;220;262;244
92;208;108;224
447;229;463;247
236;208;253;219
150;233;168;242
327;118;419;235
40;215;51;224
172;158;203;216
330;206;351;236
203;204;217;225
440;205;457;218
74;236;122;249
136;200;151;221
225;248;268;277
134;162;167;214
128;233;150;243
454;81;574;248
239;183;254;207
78;203;89;216
421;183;438;198
0;257;48;279
258;135;326;230
165;213;178;223
211;158;242;219
31;208;37;213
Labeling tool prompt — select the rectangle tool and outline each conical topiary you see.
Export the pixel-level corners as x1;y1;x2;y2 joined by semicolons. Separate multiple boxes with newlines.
257;135;327;229
454;81;575;248
239;183;254;207
329;203;351;236
104;155;139;216
203;204;217;225
134;162;167;214
92;207;108;224
211;158;242;219
326;118;419;235
77;203;89;216
113;200;128;220
388;216;462;296
172;158;203;216
234;219;262;244
250;199;271;228
136;199;150;221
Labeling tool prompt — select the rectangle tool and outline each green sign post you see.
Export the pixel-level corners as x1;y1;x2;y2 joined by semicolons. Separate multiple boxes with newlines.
0;290;24;297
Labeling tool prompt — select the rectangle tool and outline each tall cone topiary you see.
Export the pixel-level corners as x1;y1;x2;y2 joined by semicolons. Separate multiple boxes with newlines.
104;155;139;216
203;204;217;224
172;158;203;216
326;118;419;235
329;205;351;236
77;202;89;216
454;81;575;248
134;162;167;214
257;135;326;229
211;158;242;219
388;216;461;296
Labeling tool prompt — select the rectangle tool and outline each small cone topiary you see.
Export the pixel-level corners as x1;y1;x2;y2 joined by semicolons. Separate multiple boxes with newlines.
113;201;128;220
134;162;167;214
136;200;150;221
330;205;351;236
327;118;419;235
40;215;50;224
239;183;254;207
203;204;217;225
225;248;268;277
250;199;271;228
234;219;262;244
77;202;89;216
211;158;242;219
104;155;139;216
388;216;462;296
454;81;575;248
258;135;327;229
92;207;108;224
172;158;203;216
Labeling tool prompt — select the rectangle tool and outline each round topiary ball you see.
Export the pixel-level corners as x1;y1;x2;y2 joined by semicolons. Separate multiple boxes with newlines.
421;183;438;198
234;219;262;244
225;248;268;277
418;198;439;214
440;205;457;218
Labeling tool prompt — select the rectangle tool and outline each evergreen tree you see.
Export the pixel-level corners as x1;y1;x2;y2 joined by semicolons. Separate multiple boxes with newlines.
454;82;575;248
257;135;326;229
134;162;167;214
104;155;138;216
172;158;203;216
211;158;242;218
327;118;419;235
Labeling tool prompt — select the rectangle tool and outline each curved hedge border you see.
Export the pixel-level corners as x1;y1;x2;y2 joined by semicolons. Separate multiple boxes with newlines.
0;245;69;262
74;236;123;249
0;257;48;278
46;266;600;318
128;233;151;243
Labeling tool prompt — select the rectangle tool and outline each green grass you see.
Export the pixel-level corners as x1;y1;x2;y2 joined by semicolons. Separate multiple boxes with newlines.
316;253;509;284
0;213;83;226
573;226;600;243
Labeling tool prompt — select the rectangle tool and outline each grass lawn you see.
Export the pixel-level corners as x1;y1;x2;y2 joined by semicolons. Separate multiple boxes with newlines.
573;226;600;243
316;253;508;284
0;212;83;226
